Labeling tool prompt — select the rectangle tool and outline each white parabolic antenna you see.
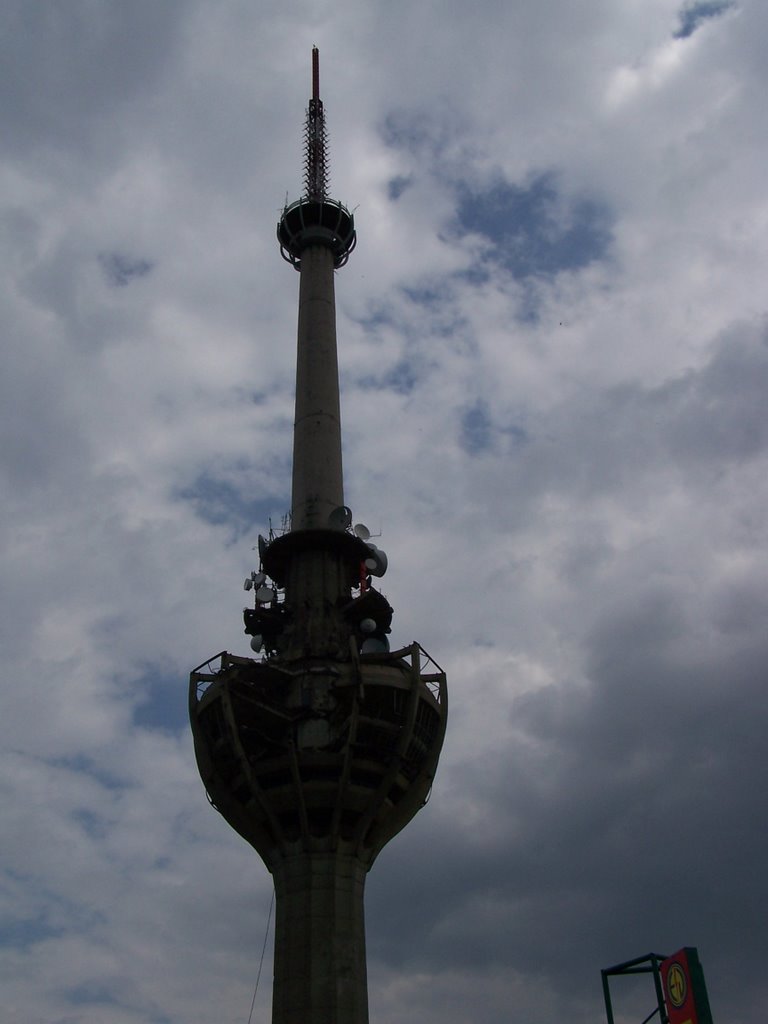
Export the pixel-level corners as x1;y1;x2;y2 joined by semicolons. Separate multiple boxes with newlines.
328;505;353;530
361;636;390;654
256;586;277;604
364;543;388;577
354;523;370;540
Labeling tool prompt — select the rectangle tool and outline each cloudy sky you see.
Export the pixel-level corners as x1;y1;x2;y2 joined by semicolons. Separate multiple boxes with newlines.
2;1;767;1022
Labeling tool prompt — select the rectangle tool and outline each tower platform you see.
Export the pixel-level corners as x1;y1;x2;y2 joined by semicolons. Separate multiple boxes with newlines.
190;642;446;864
278;197;356;269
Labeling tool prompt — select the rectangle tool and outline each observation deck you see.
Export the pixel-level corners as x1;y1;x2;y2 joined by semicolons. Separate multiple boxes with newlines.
277;197;356;269
189;642;446;866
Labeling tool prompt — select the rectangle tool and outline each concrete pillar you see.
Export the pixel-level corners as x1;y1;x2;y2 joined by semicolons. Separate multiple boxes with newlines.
291;245;344;531
271;853;369;1024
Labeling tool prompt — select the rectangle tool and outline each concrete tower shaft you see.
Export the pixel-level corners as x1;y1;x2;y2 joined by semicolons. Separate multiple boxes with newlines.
189;49;446;1024
291;244;343;531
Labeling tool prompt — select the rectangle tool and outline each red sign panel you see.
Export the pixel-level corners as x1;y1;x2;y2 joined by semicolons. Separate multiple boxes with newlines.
660;948;713;1024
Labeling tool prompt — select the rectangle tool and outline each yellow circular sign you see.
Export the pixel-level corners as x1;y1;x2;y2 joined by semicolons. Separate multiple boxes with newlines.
666;962;687;1008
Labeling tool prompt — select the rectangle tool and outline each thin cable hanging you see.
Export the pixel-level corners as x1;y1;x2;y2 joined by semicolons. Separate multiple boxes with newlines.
246;886;275;1024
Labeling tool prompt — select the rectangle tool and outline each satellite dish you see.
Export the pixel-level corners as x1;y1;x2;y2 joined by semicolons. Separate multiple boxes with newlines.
256;586;277;604
353;523;370;540
244;571;266;591
364;543;388;577
250;635;264;652
361;636;390;654
359;617;377;634
328;506;353;530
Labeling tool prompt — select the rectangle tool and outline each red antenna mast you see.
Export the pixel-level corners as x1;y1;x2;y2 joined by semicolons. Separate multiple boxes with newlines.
312;44;320;102
305;47;328;199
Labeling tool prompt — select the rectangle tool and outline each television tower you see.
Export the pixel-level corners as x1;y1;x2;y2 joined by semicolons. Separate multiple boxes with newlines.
189;49;447;1024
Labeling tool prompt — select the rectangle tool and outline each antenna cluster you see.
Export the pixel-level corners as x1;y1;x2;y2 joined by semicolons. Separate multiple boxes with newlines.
242;504;392;656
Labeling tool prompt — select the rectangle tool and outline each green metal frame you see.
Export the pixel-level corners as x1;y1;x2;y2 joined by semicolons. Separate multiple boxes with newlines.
601;952;670;1024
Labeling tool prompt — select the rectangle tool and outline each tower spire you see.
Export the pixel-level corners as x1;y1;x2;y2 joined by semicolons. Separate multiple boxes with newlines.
278;47;355;271
189;49;447;1024
305;46;328;200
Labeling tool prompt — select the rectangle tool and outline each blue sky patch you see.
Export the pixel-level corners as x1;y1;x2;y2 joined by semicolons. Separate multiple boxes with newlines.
460;402;529;455
72;808;109;839
0;915;63;949
99;252;154;287
133;669;187;733
177;472;283;540
65;982;173;1024
66;982;123;1008
503;423;529;446
51;753;128;792
382;360;418;395
673;1;735;38
358;359;419;395
455;173;612;279
402;283;448;306
352;302;394;333
460;400;493;454
387;176;412;200
380;110;443;156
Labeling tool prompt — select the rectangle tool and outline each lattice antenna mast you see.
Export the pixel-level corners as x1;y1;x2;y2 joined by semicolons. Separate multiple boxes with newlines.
305;47;329;200
277;48;356;271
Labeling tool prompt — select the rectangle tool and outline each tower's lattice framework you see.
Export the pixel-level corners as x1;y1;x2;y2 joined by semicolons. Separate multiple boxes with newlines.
189;49;447;1024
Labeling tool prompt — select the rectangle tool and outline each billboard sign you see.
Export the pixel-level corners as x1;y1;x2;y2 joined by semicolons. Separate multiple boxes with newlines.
660;948;713;1024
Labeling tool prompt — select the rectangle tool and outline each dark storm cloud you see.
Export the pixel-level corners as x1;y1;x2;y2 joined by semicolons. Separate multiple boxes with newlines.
365;318;768;1022
563;322;768;490
457;320;768;515
0;1;184;162
369;583;768;1017
665;325;768;462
